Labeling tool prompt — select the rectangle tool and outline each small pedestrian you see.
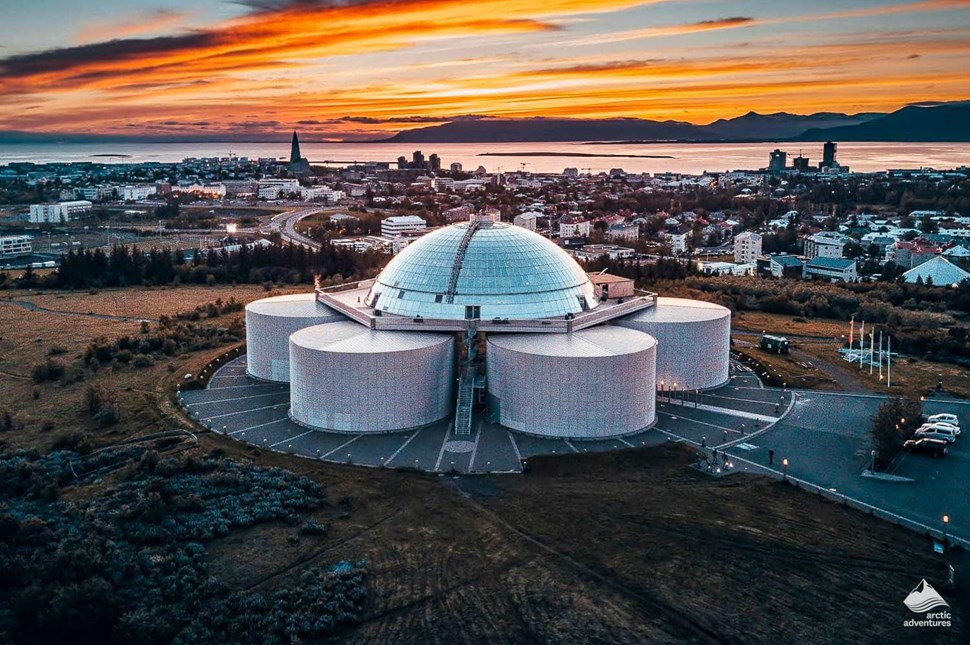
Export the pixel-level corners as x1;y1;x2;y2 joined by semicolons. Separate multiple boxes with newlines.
768;449;774;466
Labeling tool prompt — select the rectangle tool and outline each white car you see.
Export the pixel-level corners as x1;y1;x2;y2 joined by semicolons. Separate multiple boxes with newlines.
928;413;960;427
918;422;960;436
915;425;958;443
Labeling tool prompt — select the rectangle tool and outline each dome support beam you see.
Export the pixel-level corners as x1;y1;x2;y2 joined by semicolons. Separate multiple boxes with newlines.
444;218;481;304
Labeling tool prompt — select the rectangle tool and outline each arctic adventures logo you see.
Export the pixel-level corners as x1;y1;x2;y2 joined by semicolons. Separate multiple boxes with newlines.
903;579;951;629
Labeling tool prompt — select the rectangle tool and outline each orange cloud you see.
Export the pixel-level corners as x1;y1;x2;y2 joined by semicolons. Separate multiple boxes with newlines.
1;0;968;137
573;16;755;45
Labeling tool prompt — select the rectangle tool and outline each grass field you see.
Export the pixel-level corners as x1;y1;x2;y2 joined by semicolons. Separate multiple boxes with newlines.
732;311;970;398
0;285;964;642
734;310;850;339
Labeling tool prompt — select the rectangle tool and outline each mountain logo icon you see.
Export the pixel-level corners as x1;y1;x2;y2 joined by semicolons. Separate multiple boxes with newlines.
904;579;949;613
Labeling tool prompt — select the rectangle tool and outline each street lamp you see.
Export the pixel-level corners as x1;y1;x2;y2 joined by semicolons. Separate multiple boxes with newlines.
782;457;789;481
943;514;950;544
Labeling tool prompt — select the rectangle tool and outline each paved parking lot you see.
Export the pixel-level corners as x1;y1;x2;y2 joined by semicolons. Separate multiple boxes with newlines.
184;357;970;543
181;357;791;475
714;391;970;544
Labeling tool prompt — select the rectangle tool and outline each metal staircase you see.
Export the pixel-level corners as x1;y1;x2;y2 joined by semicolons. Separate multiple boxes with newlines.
454;365;475;436
445;220;480;304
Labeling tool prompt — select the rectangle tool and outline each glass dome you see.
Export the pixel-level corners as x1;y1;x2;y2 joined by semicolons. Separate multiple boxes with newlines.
366;221;598;320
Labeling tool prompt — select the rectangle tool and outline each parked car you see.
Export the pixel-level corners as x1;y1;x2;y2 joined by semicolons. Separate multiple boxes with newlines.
903;438;949;456
927;421;960;435
928;413;960;427
915;425;958;443
917;422;960;436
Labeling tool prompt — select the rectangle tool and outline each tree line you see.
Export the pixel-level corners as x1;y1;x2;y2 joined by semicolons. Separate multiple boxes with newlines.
4;241;388;290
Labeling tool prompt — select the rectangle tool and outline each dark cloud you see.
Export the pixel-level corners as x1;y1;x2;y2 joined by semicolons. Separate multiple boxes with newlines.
696;16;754;27
297;114;489;125
158;120;214;126
0;32;216;79
227;120;281;127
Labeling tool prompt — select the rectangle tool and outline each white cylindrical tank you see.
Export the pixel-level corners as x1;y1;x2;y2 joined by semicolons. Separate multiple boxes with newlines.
245;293;345;382
289;322;455;433
615;297;731;391
486;326;656;439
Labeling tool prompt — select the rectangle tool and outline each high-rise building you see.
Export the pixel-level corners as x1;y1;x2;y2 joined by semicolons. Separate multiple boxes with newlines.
768;149;787;172
412;150;425;169
821;141;837;168
429;153;441;172
450;162;463;173
793;155;811;172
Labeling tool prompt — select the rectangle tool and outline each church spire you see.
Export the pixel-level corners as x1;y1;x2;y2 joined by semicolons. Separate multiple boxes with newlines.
289;130;302;163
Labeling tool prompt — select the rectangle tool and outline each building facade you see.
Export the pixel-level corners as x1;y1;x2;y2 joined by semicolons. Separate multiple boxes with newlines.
733;231;762;264
28;200;92;223
0;235;32;258
803;231;846;259
381;215;427;237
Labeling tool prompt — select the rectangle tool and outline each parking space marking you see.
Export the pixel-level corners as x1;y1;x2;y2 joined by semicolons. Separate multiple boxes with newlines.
468;421;485;472
206;383;285;392
657;410;738;434
186;391;286;406
270;429;313;449
202;402;288;420
229;416;290;436
703;393;788;406
564;440;579;453
321;434;361;459
433;421;462;472
384;429;422;467
507;431;523;463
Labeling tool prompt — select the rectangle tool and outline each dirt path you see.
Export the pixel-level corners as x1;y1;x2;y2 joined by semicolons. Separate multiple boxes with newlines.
0;299;152;322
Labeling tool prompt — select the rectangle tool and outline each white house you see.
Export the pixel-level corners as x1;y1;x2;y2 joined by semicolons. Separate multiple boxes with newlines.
663;231;689;255
29;200;92;223
381;215;427;237
733;231;762;264
121;185;157;201
803;231;847;259
559;217;591;238
513;212;539;231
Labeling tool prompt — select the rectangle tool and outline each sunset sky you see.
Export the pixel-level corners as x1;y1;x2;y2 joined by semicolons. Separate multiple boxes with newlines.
1;0;969;140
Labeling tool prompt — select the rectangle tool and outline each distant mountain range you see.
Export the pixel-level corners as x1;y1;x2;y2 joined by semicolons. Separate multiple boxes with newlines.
798;103;970;141
1;101;967;145
381;102;970;143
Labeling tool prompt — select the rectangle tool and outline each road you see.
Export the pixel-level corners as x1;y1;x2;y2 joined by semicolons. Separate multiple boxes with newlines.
261;207;324;249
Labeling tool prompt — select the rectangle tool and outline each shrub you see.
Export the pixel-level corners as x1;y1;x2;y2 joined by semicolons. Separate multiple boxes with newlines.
84;384;121;426
32;359;65;383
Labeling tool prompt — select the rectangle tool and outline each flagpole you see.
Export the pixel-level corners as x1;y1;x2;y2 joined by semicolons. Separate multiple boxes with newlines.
859;321;866;368
887;336;892;389
869;329;875;375
879;329;882;383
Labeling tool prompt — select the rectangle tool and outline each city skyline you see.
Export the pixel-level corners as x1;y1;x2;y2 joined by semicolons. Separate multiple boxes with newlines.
1;0;969;140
